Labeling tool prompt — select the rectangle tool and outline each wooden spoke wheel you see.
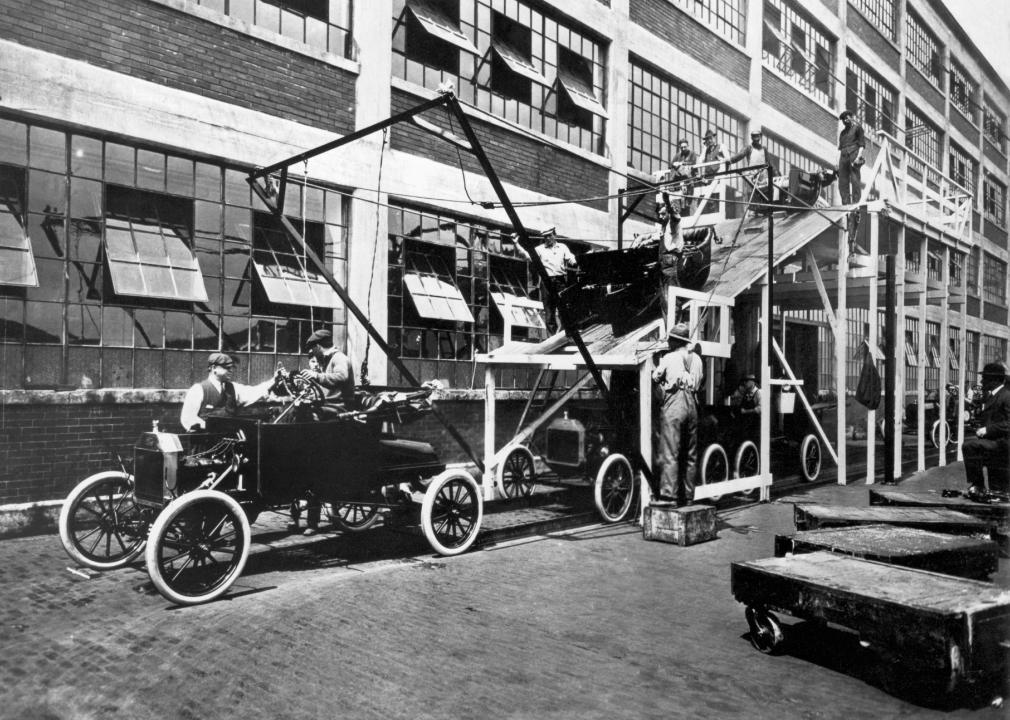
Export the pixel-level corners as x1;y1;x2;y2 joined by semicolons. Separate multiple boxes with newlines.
497;445;536;501
594;454;635;523
59;471;148;570
330;503;381;532
800;434;822;482
700;444;729;502
735;441;760;497
421;471;483;556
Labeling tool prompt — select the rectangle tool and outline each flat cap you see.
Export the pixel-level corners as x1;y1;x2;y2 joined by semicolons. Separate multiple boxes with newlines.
667;322;691;343
750;127;763;136
980;361;1009;378
741;373;757;382
207;352;234;367
703;129;717;139
304;328;333;351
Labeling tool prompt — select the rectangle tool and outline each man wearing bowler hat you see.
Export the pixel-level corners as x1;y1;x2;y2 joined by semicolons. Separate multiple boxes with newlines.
300;328;356;407
652;322;704;505
962;361;1010;495
179;352;276;431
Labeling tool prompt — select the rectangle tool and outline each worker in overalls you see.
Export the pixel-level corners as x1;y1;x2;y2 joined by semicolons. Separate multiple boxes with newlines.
652;322;704;506
730;373;761;442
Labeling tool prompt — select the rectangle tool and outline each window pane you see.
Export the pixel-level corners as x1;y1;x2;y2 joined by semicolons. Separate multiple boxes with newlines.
29;127;66;173
25;301;62;343
0;119;28;165
105;143;134;185
166;156;194;196
71;136;103;179
103;305;133;347
137;149;166;192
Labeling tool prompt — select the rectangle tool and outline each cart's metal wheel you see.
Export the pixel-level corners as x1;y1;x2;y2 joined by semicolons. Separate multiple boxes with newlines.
930;419;953;449
594;454;635;523
799;434;822;482
330;503;380;532
421;470;483;556
497;445;536;501
700;443;728;502
735;441;760;497
745;606;784;654
145;490;250;606
59;471;148;570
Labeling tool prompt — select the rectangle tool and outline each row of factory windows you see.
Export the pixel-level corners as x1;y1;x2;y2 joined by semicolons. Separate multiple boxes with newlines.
193;0;1006;162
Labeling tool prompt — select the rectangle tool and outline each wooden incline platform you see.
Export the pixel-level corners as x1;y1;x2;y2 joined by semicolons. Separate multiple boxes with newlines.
792;503;990;535
868;488;1010;536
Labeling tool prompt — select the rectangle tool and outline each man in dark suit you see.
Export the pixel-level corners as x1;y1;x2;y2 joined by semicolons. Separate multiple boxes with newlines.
962;361;1010;494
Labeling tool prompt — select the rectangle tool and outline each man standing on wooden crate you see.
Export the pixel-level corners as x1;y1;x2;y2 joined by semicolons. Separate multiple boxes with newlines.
652;323;704;506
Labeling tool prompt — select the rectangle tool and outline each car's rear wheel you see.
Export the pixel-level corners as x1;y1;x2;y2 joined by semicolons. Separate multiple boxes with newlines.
421;471;483;556
330;503;380;532
497;445;536;500
735;441;760;497
699;443;728;502
59;471;148;570
594;454;635;522
145;490;250;606
800;434;822;481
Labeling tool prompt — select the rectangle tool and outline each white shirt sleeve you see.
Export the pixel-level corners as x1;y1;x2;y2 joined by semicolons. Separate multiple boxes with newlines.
180;383;205;431
234;379;273;406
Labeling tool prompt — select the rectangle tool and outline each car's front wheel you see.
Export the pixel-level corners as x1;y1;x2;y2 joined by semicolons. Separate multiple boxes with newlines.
59;471;148;570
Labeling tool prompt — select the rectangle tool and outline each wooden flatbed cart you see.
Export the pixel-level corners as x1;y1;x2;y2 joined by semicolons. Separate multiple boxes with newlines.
731;552;1010;695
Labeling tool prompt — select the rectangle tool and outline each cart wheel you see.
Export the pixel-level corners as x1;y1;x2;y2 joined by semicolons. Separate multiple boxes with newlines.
330;503;380;532
735;441;760;497
421;470;483;556
497;445;536;501
59;471;148;570
145;490;250;606
594;454;635;523
930;419;952;449
745;606;784;654
700;444;728;502
799;434;822;481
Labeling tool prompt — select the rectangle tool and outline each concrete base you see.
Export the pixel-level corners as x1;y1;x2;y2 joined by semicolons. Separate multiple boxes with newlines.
643;502;717;546
0;500;63;539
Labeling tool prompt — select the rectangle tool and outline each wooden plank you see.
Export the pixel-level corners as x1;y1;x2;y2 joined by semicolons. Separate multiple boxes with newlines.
793;503;990;535
868;488;1010;535
774;524;998;580
731;552;1010;683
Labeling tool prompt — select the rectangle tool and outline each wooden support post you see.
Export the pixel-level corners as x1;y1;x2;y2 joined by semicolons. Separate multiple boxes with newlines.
866;211;879;484
916;232;927;473
639;361;654;520
939;245;951;466
483;366;496;501
760;274;772;501
836;225;849;484
893;224;906;479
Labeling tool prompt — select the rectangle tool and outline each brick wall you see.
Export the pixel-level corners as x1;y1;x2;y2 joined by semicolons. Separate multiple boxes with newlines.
906;64;945;113
846;9;899;71
984;140;1008;168
761;70;836;142
389;90;609;212
0;396;609;505
0;0;355;135
628;0;750;89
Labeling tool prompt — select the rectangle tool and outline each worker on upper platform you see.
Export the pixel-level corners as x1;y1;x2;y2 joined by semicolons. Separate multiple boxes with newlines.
728;128;779;204
837;110;867;244
515;227;577;335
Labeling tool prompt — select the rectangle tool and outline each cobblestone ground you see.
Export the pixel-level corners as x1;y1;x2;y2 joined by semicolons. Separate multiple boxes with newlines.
1;472;1006;720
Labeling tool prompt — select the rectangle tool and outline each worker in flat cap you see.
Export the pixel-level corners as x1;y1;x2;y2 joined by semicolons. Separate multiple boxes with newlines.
179;352;277;431
300;328;356;407
651;322;705;506
730;372;762;442
962;361;1010;495
728;126;780;196
514;226;577;335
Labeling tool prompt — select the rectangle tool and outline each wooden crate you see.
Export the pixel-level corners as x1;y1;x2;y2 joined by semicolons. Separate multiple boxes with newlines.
792;503;990;536
774;524;998;580
868;488;1010;536
643;502;717;546
731;552;1010;690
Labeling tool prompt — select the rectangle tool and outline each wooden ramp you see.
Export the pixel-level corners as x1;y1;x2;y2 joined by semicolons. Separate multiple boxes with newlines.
774;524;998;580
868;488;1010;536
731;552;1010;691
793;503;990;535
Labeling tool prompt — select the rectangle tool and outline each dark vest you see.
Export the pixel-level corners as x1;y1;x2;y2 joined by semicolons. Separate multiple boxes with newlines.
199;379;237;419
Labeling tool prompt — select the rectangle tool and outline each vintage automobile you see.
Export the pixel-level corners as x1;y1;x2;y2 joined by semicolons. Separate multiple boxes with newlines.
58;377;483;605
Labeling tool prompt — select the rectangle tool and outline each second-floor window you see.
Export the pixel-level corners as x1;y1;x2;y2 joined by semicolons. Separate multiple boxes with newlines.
194;0;353;58
983;177;1007;228
948;142;976;196
392;0;608;155
845;55;897;135
949;59;978;123
762;0;834;106
984;101;1007;154
905;9;943;88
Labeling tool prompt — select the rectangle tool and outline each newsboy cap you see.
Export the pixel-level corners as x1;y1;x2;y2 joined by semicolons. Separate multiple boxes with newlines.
980;361;1009;379
703;129;717;139
741;373;757;382
304;329;333;351
667;322;691;343
207;352;234;367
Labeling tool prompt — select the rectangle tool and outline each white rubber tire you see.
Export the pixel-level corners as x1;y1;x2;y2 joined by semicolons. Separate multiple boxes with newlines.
59;471;147;570
421;470;483;556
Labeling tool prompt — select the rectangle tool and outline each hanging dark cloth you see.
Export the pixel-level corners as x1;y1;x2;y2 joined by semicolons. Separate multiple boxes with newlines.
856;343;882;410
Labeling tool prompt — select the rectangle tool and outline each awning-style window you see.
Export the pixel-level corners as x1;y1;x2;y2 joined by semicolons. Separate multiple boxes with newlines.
404;272;474;322
555;68;607;118
491;291;546;330
490;41;549;85
104;218;208;301
404;0;479;54
0;168;38;288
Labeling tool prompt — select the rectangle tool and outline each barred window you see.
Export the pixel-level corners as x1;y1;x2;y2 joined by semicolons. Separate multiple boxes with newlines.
948;142;976;196
949;59;977;123
762;0;834;106
904;103;941;174
925;320;940;390
849;0;895;40
948;328;960;385
949;249;964;288
194;0;353;58
966;330;980;376
983;177;1007;228
392;0;608;155
982;334;1008;367
904;318;919;392
628;59;742;176
984;101;1007;154
906;9;943;88
671;0;747;45
982;253;1007;305
845;55;897;135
